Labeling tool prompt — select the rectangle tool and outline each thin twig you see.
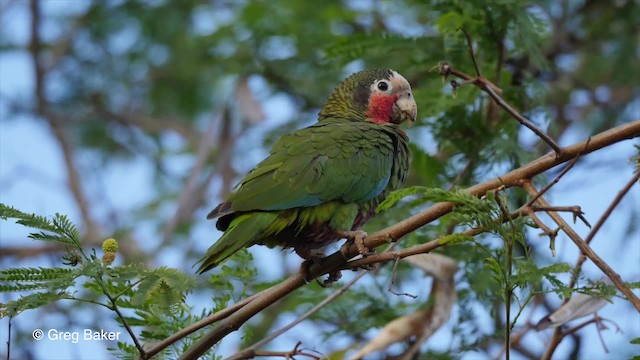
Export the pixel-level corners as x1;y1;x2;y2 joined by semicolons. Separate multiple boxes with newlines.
495;194;514;360
560;316;606;338
525;139;589;207
458;28;481;76
388;255;417;298
531;206;590;228
583;171;640;245
522;181;640;312
568;170;640;291
95;278;145;356
251;342;322;359
593;318;610;354
483;85;562;155
6;317;11;360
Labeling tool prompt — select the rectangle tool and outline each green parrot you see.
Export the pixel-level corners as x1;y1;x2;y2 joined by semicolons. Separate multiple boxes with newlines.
197;69;416;273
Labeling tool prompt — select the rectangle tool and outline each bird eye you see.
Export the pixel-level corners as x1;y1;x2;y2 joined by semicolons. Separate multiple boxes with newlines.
377;80;391;92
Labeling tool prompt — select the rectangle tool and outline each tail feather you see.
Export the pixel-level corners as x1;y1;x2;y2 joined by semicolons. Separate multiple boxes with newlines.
196;212;279;273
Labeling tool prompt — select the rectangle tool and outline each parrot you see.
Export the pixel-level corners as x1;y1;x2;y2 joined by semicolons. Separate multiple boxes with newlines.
196;68;416;274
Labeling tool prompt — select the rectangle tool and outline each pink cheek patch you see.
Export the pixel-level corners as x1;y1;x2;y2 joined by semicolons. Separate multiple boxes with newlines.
367;93;398;124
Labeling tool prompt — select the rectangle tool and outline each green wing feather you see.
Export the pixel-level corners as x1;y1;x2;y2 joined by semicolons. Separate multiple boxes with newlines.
227;118;395;212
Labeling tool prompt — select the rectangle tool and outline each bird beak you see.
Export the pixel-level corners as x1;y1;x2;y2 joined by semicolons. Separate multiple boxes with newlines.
394;91;417;127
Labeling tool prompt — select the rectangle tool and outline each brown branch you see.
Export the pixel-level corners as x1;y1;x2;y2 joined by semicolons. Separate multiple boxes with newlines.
459;28;481;77
530;206;590;228
230;270;371;360
142;291;264;359
341;120;638;259
541;316;606;360
522;181;640;312
574;171;640;278
0;244;66;258
179;120;639;359
570;171;639;286
233;245;398;359
525;139;589;207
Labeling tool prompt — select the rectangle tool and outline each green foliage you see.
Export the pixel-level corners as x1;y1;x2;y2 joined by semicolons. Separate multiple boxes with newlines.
438;233;474;245
0;204;81;247
1;292;71;317
0;267;80;292
0;204;202;358
379;186;502;231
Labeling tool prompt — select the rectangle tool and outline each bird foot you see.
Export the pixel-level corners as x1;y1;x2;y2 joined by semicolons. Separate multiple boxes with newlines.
338;230;375;270
299;250;326;284
299;258;343;287
318;269;342;287
338;230;373;258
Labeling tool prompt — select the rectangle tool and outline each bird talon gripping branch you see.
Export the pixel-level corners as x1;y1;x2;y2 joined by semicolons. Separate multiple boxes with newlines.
338;230;373;257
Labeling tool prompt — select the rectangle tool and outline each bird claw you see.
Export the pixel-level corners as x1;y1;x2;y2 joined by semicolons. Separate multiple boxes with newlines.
300;254;324;284
300;260;314;284
338;230;373;257
317;270;342;287
338;230;376;271
300;259;343;287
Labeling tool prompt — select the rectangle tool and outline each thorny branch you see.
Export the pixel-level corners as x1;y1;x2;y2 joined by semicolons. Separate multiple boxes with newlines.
179;120;639;359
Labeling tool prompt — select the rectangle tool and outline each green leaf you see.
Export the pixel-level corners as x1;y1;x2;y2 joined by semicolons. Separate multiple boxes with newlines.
0;203;81;247
131;267;196;310
1;292;71;317
0;203;58;233
376;186;431;212
0;267;80;293
438;233;474;245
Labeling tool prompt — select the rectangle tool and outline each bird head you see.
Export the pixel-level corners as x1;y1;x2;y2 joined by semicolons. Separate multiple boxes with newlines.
319;69;417;126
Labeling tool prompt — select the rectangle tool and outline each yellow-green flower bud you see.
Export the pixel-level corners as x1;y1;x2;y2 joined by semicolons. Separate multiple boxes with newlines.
102;238;119;253
102;252;116;266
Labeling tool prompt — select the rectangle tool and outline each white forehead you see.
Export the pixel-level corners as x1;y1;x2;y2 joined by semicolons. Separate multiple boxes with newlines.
389;70;411;89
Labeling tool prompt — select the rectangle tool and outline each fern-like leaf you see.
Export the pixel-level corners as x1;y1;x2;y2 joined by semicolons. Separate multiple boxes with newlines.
1;291;71;317
0;203;58;233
